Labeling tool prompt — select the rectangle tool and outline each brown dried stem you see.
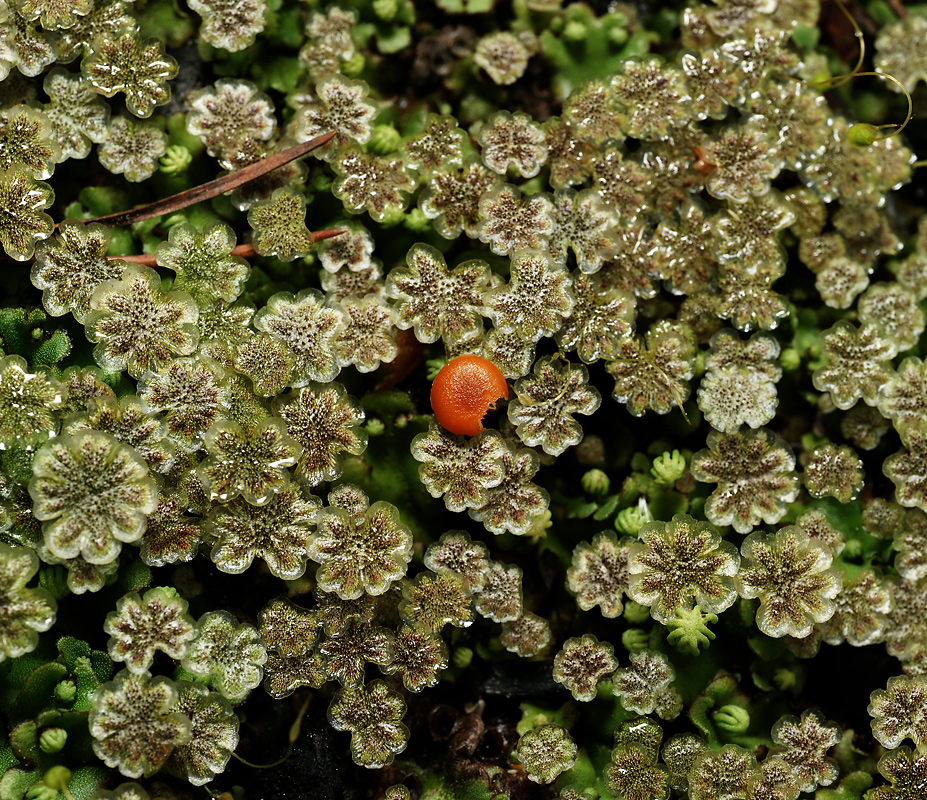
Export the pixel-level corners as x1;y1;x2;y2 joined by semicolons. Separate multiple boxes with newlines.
107;228;347;265
85;131;337;229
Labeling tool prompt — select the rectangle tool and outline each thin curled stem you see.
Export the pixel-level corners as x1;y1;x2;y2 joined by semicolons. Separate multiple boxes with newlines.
782;0;913;143
106;230;347;265
231;692;312;769
848;71;914;141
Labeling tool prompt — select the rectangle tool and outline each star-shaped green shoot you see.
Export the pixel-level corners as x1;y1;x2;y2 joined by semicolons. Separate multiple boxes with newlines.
0;165;54;261
89;671;192;779
208;483;320;578
0;543;57;662
197;418;301;506
156;221;249;305
182;610;268;701
310;499;413;600
386;243;497;346
516;724;577;784
271;382;368;487
188;0;267;52
104;587;197;674
29;430;159;565
508;357;601;456
328;680;409;768
81;31;179;118
85;264;200;381
0;354;65;448
627;514;740;624
247;187;316;262
31;219;124;323
736;526;842;638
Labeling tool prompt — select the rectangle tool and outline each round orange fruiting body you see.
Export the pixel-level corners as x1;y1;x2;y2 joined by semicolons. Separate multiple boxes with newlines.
431;354;509;436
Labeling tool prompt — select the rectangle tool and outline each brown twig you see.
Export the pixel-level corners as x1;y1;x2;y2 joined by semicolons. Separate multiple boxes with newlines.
106;228;348;265
84;131;337;229
885;0;907;18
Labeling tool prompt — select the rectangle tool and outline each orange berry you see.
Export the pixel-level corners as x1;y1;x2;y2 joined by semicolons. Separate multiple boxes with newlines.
431;354;509;436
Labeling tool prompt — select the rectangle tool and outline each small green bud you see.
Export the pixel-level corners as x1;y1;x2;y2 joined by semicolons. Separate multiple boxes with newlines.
843;538;864;559
25;784;56;800
582;468;610;495
366;418;385;436
607;25;628;45
563;20;587;41
73;656;93;676
43;766;72;791
310;171;334;193
372;0;399;21
773;667;798;691
403;207;432;233
847;122;878;148
523;508;552;542
623;600;650;624
651;450;686;485
621;628;649;652
39;728;67;754
615;501;649;535
342;52;365;77
162;212;188;230
159;144;192;174
452;646;473;668
426;358;447;381
714;704;750;734
780;347;801;372
367;124;402;155
55;680;77;703
790;23;819;50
